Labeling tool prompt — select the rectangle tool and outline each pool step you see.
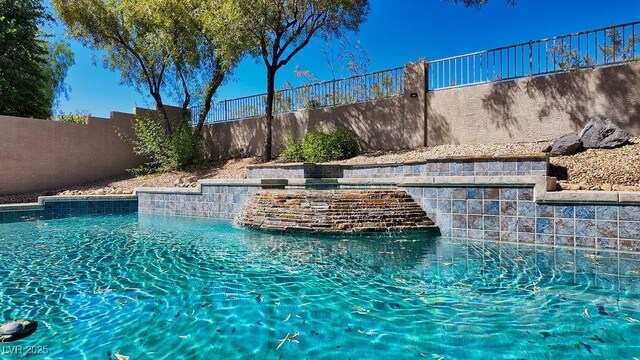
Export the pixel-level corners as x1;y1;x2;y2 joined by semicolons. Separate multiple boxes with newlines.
237;190;438;234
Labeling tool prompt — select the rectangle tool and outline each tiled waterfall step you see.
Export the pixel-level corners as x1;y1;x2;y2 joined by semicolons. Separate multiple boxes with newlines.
237;190;438;234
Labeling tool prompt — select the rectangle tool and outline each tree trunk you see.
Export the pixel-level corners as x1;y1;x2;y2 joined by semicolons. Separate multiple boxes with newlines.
152;92;173;135
263;67;276;162
195;70;225;134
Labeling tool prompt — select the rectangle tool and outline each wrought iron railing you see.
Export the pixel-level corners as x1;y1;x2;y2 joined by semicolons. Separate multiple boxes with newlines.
191;67;404;126
428;21;640;90
191;21;640;125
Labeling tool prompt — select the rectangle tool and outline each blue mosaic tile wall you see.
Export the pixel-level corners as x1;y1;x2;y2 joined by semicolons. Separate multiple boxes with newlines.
345;158;548;178
404;186;640;250
138;185;258;219
435;237;640;292
0;199;138;224
246;158;548;179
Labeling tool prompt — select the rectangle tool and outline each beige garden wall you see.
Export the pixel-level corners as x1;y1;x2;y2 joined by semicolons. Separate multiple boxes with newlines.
202;97;408;159
202;62;426;159
426;62;640;146
203;61;640;159
0;106;183;195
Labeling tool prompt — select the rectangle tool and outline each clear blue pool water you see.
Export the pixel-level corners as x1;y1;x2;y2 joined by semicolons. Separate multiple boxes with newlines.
1;214;639;359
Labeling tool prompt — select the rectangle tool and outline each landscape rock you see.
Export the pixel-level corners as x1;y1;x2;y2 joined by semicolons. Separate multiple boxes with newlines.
549;133;582;155
0;319;38;342
579;117;630;149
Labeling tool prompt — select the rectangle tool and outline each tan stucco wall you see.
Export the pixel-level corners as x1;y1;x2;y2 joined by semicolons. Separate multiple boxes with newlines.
426;62;640;146
202;96;408;159
202;62;426;158
0;107;183;195
204;61;640;157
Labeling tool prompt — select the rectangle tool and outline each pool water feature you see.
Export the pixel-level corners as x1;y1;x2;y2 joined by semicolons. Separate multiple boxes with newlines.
0;214;639;359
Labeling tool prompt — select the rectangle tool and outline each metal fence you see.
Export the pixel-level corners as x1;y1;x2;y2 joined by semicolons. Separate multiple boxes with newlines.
428;21;640;90
191;21;640;125
191;67;404;126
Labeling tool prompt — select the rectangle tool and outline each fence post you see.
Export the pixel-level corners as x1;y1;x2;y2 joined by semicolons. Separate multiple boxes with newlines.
224;100;228;121
402;61;427;149
424;61;429;148
529;41;534;76
332;79;337;106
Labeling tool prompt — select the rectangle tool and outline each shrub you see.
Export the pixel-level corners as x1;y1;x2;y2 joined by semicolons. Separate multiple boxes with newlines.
326;126;359;159
280;126;360;163
302;129;337;163
56;110;90;124
127;116;200;175
279;136;305;162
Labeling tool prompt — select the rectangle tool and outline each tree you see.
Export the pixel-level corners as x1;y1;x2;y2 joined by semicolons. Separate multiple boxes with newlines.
320;35;369;79
46;41;76;113
0;0;73;118
53;0;241;135
230;0;369;161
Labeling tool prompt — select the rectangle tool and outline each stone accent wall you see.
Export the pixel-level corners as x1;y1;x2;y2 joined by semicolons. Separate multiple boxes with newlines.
137;185;259;219
237;190;436;233
404;184;640;252
133;168;640;251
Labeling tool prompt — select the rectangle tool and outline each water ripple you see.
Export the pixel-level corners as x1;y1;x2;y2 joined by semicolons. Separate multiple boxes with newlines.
0;214;638;359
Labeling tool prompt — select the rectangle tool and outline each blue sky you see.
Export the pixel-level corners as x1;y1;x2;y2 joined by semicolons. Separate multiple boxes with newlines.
52;0;639;117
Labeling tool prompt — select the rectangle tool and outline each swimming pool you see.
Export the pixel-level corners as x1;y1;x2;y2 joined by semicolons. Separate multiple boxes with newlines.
1;214;639;359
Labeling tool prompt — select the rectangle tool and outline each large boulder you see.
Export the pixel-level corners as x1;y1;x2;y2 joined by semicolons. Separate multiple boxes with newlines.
579;117;630;149
547;132;582;155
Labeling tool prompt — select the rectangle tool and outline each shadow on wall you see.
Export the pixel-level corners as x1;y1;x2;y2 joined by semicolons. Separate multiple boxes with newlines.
309;99;406;151
481;81;523;137
202;96;411;160
595;64;640;134
201;117;266;160
481;63;640;134
426;92;458;146
273;97;409;154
